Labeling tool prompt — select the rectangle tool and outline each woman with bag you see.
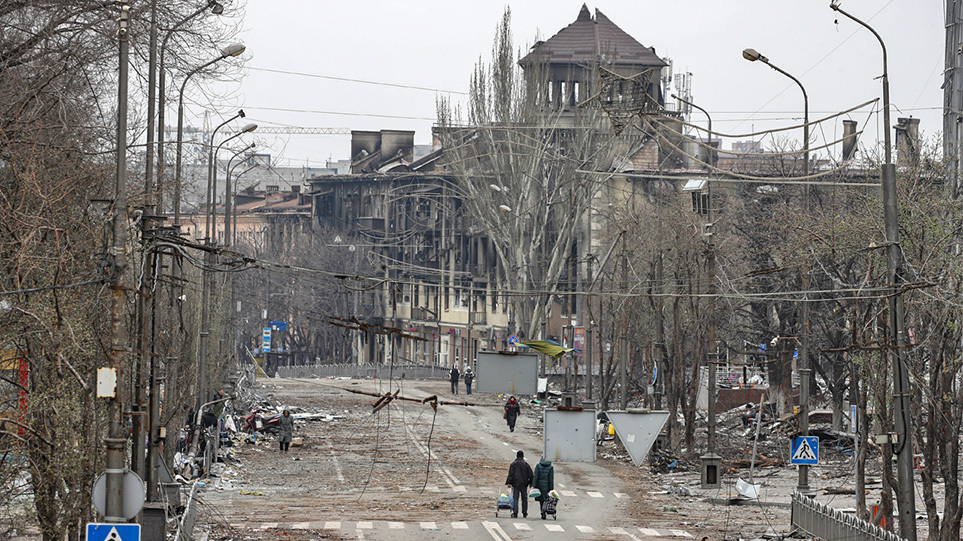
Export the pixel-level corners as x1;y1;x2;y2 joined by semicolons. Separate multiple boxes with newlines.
532;457;554;519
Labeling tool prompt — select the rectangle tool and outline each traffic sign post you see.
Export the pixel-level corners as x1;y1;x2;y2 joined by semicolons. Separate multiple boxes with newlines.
86;523;140;541
791;436;819;465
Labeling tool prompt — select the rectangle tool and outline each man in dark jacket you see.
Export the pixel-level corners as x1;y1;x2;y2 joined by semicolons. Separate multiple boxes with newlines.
505;450;533;518
449;365;459;394
464;367;474;395
532;457;555;519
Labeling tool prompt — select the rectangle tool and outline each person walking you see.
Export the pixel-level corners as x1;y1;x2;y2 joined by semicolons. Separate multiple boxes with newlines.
464;367;474;395
278;410;294;454
505;450;533;518
532;457;555;519
449;365;460;394
504;395;521;432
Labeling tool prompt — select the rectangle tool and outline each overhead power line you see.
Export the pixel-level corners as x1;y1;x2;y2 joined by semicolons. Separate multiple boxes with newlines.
248;66;468;95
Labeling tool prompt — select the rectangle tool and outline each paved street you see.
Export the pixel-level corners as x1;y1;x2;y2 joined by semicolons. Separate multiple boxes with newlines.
198;377;709;540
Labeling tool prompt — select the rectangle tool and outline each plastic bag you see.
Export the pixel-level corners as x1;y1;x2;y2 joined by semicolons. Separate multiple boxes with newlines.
529;488;541;499
549;489;560;500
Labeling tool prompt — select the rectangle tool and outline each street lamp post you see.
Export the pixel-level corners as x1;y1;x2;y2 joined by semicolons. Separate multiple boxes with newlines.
674;93;722;487
104;0;131;522
829;4;915;539
223;142;256;247
203;115;249;243
743;47;812;496
197;123;255;419
209;123;256;245
173;43;245;226
156;0;224;216
229;161;258;246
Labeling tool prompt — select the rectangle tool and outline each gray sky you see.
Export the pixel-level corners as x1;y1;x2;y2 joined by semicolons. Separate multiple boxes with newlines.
226;1;944;168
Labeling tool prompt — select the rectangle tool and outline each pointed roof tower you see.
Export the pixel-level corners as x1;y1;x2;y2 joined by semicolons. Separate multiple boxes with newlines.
520;5;666;69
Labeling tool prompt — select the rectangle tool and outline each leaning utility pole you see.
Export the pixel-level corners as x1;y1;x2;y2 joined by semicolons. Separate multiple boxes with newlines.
103;0;131;522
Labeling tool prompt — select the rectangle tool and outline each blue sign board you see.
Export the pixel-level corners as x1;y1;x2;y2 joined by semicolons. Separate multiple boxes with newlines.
790;436;819;465
86;523;141;541
261;327;272;353
508;335;518;346
270;320;288;331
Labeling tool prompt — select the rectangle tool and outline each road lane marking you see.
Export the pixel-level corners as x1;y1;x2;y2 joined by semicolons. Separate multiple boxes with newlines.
420;522;438;530
609;526;643;540
388;522;404;529
576;525;595;533
356;521;373;529
640;527;660;536
260;522;277;529
670;529;693;537
614;492;627;498
291;522;309;529
513;522;531;530
482;520;513;540
452;522;469;529
324;521;340;529
587;491;604;498
545;524;565;532
560;490;577;497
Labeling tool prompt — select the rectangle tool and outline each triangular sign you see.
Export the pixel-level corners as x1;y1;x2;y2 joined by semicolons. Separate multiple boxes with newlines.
606;410;670;467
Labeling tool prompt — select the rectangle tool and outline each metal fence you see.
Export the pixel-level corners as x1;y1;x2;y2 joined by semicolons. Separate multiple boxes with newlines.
276;363;450;381
791;491;905;541
173;482;198;541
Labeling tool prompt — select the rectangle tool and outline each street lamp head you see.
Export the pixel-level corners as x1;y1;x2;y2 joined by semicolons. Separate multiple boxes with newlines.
742;48;768;63
489;184;501;192
220;43;246;58
209;1;224;15
240;123;257;134
498;204;512;213
238;109;245;118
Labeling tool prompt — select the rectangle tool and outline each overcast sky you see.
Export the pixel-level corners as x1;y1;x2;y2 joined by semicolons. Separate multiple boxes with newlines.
225;1;944;168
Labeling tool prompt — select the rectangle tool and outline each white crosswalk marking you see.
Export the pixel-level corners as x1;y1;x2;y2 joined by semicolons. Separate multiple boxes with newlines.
388;522;404;529
291;522;309;529
356;521;373;529
323;521;340;529
514;522;531;530
452;522;469;530
545;524;565;532
611;527;629;534
614;492;627;498
670;529;693;537
587;491;604;498
420;522;438;530
560;490;577;497
260;523;277;529
576;525;596;533
640;527;661;536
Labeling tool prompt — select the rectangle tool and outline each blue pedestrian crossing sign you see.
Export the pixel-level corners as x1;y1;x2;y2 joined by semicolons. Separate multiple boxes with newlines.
790;436;819;465
86;523;140;541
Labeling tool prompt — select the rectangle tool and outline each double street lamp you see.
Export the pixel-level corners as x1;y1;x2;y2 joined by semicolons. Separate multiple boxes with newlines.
743;47;812;496
208;123;257;245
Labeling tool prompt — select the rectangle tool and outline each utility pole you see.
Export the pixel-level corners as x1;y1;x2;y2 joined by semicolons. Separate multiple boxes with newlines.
619;237;628;410
133;0;158;493
102;0;130;522
945;0;963;196
830;4;915;538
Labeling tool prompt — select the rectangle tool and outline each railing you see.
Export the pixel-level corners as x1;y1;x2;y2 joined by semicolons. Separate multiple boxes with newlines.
791;491;905;541
173;482;199;541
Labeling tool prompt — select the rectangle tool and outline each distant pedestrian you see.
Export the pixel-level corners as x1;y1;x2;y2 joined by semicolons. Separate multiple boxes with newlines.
278;410;294;454
505;450;533;518
532;457;555;519
449;365;460;394
464;367;474;395
504;395;521;432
